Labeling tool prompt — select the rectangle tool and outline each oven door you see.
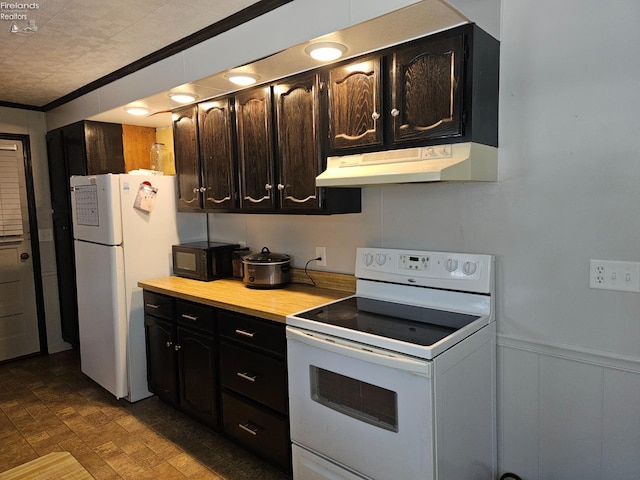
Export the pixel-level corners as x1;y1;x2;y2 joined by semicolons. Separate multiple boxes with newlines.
286;326;434;480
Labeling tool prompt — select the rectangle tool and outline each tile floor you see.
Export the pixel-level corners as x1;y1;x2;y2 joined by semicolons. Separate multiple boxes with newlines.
0;350;290;479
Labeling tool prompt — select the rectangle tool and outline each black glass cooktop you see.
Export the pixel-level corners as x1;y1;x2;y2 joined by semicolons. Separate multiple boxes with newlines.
297;297;481;347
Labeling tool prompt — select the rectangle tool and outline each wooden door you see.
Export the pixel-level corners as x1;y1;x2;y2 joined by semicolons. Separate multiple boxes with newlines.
172;106;202;211
144;316;178;405
177;326;218;427
198;99;237;210
274;72;322;211
0;140;40;361
390;32;464;144
327;56;383;151
235;86;276;211
83;121;125;174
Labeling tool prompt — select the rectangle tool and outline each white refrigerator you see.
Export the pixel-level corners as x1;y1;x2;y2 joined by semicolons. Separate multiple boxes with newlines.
70;174;205;402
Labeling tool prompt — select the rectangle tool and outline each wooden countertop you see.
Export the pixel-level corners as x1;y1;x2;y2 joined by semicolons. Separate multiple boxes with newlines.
138;275;354;323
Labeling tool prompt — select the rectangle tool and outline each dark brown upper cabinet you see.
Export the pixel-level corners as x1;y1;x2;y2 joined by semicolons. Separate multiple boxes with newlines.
172;106;201;211
325;24;499;154
390;32;464;144
198;98;237;210
327;56;383;152
273;72;323;212
235;85;277;212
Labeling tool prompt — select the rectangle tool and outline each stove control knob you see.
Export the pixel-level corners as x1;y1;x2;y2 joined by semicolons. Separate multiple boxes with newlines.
363;253;374;266
444;258;458;272
376;253;387;266
462;261;477;275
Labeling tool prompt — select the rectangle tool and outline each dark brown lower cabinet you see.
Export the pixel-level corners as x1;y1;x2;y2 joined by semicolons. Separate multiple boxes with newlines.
144;316;178;405
222;390;291;471
142;290;290;472
177;326;218;428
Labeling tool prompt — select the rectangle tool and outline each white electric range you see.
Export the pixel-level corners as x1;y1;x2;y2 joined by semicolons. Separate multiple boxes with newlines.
286;247;496;480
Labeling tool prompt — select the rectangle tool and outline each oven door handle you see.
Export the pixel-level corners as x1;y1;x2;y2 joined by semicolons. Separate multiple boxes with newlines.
286;327;431;378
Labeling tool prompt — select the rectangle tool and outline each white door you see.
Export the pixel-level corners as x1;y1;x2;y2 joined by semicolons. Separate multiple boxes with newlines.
286;327;434;480
75;239;128;398
0;140;40;361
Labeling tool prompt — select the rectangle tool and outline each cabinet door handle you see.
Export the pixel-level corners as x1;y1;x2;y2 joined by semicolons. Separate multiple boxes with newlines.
277;183;285;191
236;371;257;382
265;183;273;191
174;344;182;351
145;303;160;309
234;329;255;338
181;314;198;321
390;108;399;117
238;423;258;436
372;111;380;120
192;187;199;193
165;341;173;348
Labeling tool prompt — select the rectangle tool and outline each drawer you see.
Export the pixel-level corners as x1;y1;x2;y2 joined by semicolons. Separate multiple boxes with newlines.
143;291;174;321
220;341;287;414
176;300;216;334
222;391;290;471
219;311;285;356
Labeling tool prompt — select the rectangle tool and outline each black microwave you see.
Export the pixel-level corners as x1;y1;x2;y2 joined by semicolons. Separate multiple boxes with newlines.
172;241;240;281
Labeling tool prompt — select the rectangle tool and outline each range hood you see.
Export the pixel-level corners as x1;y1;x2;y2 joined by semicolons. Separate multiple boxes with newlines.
316;142;498;187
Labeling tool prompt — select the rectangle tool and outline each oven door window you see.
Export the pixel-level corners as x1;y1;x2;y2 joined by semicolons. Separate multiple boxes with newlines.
310;366;398;432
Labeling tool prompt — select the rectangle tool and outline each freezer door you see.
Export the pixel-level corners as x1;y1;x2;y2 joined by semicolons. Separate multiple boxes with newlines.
70;174;123;245
75;239;128;399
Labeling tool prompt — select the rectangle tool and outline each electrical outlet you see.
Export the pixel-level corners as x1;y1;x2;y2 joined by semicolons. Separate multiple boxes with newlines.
316;246;327;267
589;259;640;292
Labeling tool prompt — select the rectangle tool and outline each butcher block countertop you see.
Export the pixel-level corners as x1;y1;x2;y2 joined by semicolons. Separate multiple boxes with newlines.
138;269;355;324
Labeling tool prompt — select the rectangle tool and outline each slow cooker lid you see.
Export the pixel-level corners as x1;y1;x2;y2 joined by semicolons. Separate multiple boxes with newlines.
243;246;290;263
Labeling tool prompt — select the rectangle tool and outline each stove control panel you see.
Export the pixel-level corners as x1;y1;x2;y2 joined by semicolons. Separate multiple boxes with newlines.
355;247;494;294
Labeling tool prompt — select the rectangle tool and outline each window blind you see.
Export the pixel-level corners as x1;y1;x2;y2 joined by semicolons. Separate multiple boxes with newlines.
0;144;24;240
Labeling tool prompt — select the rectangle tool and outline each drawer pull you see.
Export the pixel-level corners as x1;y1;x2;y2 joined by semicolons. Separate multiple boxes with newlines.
181;314;198;321
238;422;258;436
145;303;160;309
235;329;255;338
236;371;257;382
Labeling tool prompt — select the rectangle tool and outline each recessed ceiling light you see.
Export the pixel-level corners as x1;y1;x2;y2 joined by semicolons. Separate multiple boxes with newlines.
304;42;347;62
224;72;260;86
168;92;198;104
124;106;150;116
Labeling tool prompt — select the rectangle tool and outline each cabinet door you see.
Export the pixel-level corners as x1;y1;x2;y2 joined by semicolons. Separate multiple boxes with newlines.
173;106;202;211
144;316;178;405
198;99;237;210
390;32;464;144
274;72;322;211
177;326;218;428
328;56;383;151
235;86;276;211
83;121;125;174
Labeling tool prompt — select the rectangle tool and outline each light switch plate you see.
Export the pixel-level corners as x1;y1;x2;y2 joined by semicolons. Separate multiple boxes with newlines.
589;259;640;292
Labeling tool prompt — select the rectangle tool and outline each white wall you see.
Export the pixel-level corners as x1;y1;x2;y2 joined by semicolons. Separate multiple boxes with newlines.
0;107;71;354
207;1;640;478
45;0;423;130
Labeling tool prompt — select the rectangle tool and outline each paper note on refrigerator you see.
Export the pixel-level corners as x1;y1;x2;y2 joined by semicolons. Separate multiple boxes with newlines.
74;185;99;226
133;182;158;213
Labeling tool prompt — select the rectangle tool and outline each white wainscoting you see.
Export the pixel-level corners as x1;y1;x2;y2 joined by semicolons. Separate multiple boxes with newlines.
498;335;640;480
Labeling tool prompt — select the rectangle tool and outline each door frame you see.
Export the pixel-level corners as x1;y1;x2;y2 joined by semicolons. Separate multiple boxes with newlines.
0;133;47;357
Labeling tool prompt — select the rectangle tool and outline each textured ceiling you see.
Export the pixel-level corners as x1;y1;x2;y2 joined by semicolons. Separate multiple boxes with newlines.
0;0;263;108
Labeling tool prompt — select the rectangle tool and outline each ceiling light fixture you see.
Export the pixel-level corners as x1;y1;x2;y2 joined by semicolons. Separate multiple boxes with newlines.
224;72;260;86
304;42;347;62
168;92;198;104
124;106;150;116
